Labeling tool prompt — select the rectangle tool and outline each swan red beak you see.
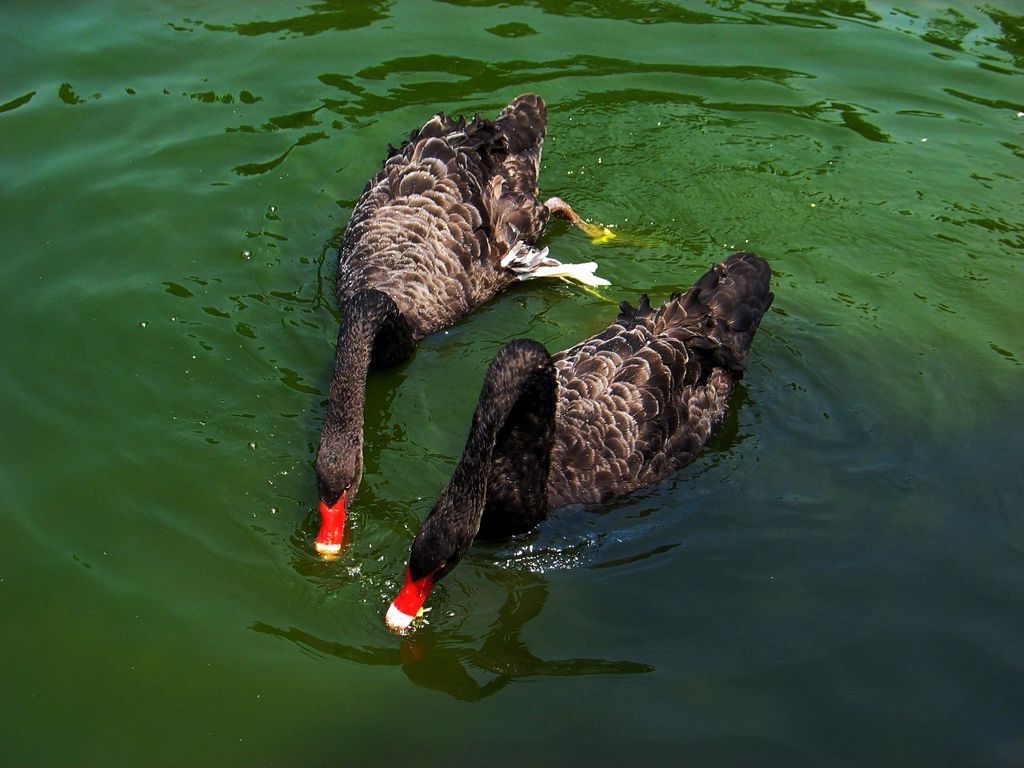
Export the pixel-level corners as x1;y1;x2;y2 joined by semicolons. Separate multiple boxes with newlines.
385;567;435;631
315;491;347;557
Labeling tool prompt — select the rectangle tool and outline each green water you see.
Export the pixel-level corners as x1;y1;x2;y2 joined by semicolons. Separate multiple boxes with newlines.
2;0;1022;765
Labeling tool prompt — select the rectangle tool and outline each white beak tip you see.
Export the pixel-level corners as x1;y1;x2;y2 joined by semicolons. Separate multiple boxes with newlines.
385;603;416;631
315;541;342;557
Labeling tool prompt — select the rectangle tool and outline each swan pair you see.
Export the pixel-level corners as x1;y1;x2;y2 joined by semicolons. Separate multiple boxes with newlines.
312;95;774;630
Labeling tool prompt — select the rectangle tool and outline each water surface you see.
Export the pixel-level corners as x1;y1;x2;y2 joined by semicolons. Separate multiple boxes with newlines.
1;1;1022;765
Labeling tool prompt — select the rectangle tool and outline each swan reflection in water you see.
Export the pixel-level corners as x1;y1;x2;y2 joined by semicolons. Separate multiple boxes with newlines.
250;570;652;702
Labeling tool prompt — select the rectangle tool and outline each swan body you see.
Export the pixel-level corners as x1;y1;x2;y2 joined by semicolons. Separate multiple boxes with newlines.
337;99;548;338
315;95;604;554
387;251;774;629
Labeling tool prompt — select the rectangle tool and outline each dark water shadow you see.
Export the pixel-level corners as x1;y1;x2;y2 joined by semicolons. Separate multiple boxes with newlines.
0;90;36;114
316;55;901;146
233;131;330;176
184;2;395;37
351;52;811;95
981;7;1024;69
250;571;652;701
434;0;727;26
307;55;814;137
748;0;880;25
435;0;870;28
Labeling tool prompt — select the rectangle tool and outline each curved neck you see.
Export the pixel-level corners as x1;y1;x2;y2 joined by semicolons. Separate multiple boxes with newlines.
317;289;410;502
436;339;558;541
325;290;393;428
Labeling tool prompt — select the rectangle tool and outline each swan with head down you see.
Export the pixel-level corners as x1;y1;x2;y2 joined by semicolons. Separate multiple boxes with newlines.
386;251;774;629
314;94;609;555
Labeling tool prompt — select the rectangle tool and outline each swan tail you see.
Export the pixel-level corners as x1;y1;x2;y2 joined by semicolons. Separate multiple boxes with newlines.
501;243;610;287
681;251;774;370
495;94;547;156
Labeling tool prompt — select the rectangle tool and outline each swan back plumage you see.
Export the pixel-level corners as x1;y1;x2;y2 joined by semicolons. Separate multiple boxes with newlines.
335;95;550;340
548;252;774;506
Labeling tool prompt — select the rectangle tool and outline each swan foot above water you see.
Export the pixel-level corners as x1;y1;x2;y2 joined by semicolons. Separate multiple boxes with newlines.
545;196;617;244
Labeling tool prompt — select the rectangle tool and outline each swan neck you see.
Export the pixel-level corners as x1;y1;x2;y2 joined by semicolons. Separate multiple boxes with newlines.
325;294;387;429
443;340;556;531
320;289;405;470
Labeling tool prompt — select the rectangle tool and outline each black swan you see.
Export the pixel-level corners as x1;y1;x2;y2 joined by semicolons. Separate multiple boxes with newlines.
315;94;609;555
386;251;773;629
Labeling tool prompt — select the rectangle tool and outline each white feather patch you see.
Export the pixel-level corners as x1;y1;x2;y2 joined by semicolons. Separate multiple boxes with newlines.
501;242;611;287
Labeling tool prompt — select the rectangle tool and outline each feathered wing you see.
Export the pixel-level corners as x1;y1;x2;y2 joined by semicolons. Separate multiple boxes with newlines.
485;94;550;252
335;96;551;339
547;252;773;506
